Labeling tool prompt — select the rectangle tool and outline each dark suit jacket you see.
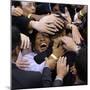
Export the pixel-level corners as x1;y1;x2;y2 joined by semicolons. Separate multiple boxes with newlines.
42;67;63;87
12;63;42;89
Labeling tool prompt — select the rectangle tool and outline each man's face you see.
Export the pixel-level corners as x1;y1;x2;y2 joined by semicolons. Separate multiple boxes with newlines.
35;33;50;53
22;2;36;14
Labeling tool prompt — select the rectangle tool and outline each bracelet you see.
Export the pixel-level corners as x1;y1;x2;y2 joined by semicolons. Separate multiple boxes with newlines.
67;24;72;30
51;54;58;60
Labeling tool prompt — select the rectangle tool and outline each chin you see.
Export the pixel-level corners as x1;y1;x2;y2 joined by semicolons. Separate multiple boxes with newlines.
39;48;47;53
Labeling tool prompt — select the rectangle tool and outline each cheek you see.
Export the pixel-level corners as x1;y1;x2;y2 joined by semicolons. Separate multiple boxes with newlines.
35;40;40;48
46;39;50;44
27;8;32;12
24;7;32;13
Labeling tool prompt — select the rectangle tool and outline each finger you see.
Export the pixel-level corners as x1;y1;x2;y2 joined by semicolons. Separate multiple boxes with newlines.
17;59;30;65
15;10;22;16
62;56;65;63
53;14;65;23
18;8;23;13
56;18;64;24
54;22;63;29
13;11;20;16
67;65;69;72
22;59;29;62
27;38;30;49
47;27;57;32
55;19;64;27
64;57;67;65
60;57;64;63
63;44;69;50
23;40;27;49
20;39;24;49
60;38;67;44
45;29;55;35
18;64;29;68
46;24;58;31
14;10;21;16
65;7;68;13
58;57;62;63
18;61;30;66
16;7;23;15
60;36;69;44
46;24;56;29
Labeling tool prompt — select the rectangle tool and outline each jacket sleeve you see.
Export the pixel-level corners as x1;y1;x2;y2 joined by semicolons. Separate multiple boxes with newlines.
42;67;52;87
53;80;63;87
12;16;31;35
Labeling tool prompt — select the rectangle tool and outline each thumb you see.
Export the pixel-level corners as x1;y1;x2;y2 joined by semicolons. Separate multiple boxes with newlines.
65;7;70;17
67;65;69;72
62;44;67;49
65;7;68;13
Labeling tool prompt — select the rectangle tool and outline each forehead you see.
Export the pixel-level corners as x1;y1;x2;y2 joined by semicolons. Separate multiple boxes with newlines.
21;2;35;6
36;32;49;38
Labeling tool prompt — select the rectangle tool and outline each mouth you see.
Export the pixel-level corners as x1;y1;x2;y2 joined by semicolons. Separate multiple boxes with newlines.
40;43;47;48
40;42;48;51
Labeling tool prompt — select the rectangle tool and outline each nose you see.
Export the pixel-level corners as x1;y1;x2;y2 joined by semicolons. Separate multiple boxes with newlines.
31;5;35;11
40;37;45;42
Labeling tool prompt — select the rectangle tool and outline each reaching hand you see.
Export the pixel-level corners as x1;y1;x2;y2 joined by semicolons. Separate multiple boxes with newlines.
52;38;64;58
12;6;23;16
62;7;72;23
30;14;64;35
60;36;80;52
56;56;69;79
71;24;83;44
16;58;30;70
20;33;31;49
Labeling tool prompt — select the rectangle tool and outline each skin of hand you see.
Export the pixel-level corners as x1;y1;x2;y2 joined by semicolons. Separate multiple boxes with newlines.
20;33;31;49
45;57;57;70
66;24;83;44
71;24;83;44
62;7;72;24
39;14;64;29
30;14;64;35
30;20;58;35
56;56;69;79
12;6;23;16
60;36;80;52
45;37;65;70
52;38;65;58
16;59;30;69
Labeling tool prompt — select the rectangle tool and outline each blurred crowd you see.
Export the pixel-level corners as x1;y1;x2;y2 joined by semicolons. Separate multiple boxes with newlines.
11;1;87;89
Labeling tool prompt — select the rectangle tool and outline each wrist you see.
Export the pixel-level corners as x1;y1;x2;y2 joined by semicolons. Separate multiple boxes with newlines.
50;54;58;61
56;75;64;81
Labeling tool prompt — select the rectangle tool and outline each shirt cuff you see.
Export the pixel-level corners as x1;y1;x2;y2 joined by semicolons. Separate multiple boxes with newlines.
55;76;63;81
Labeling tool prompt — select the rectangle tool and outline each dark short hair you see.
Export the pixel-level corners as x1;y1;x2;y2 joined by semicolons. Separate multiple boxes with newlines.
12;26;21;51
75;46;87;83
